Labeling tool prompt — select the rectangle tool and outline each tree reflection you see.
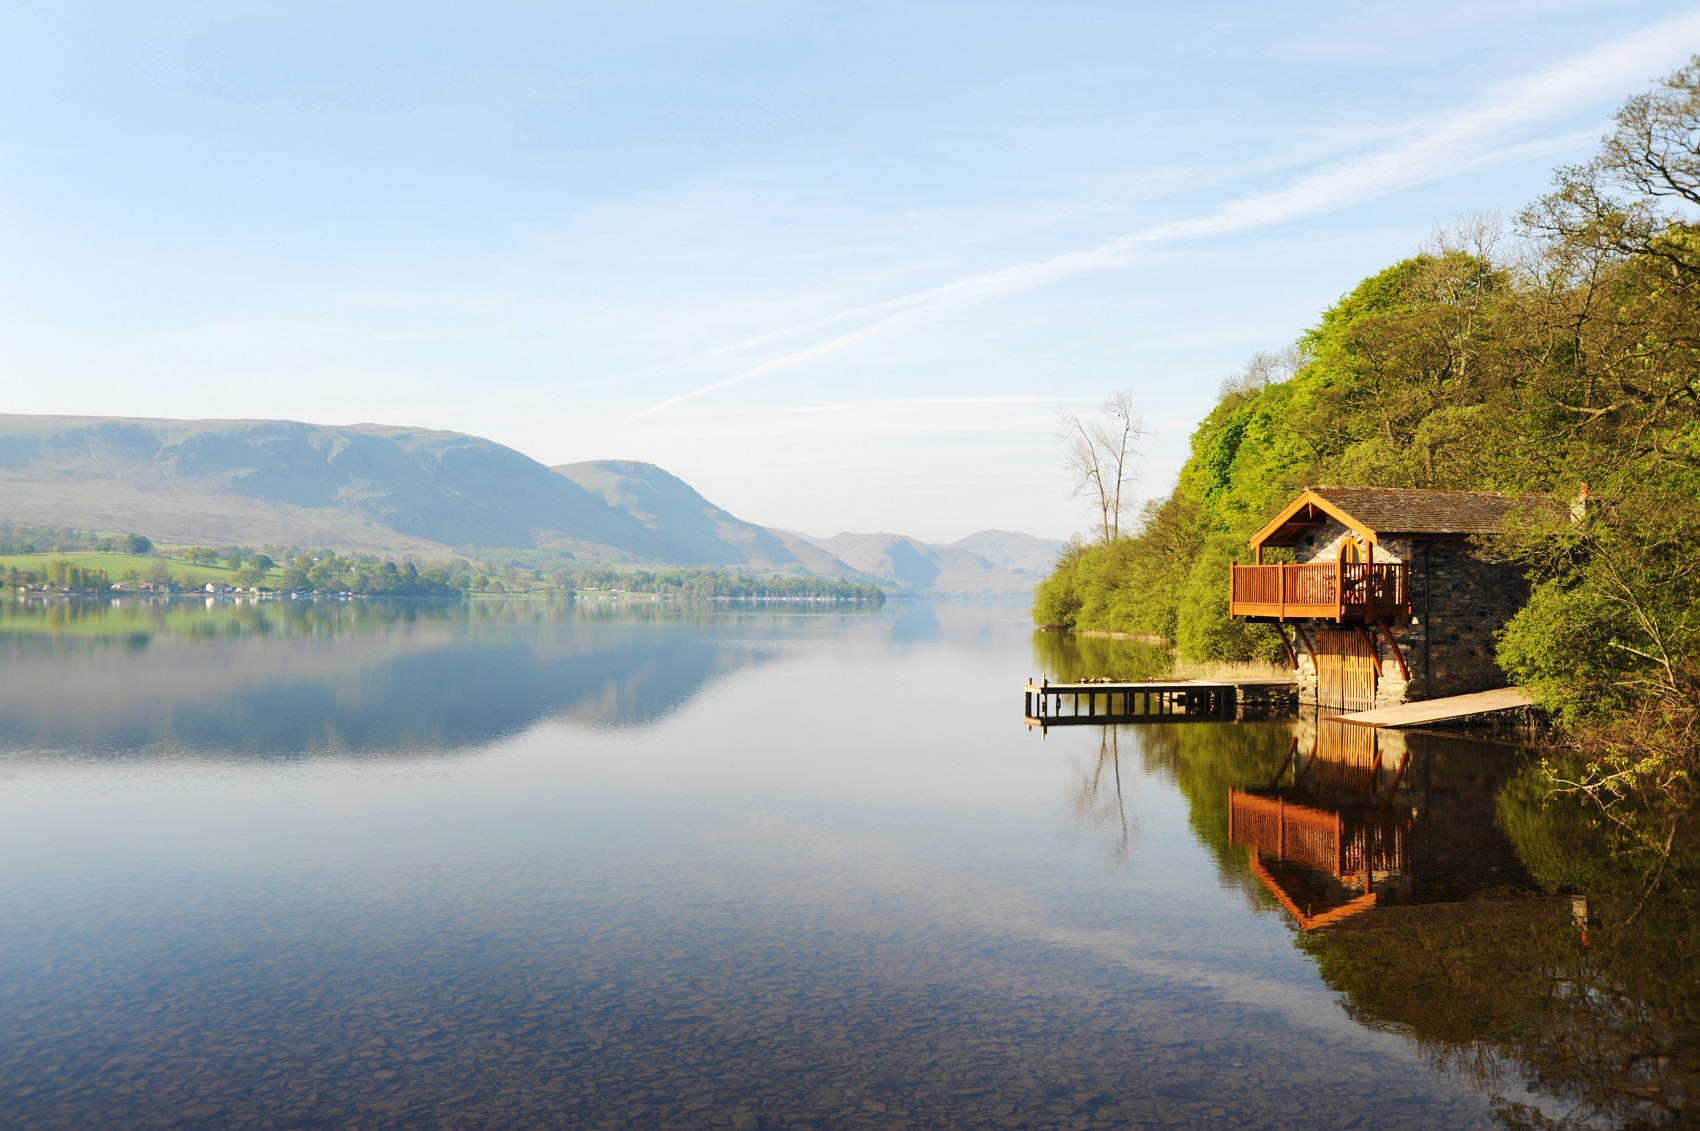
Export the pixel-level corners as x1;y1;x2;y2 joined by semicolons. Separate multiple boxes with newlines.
1298;752;1698;1129
1072;726;1136;863
1030;629;1172;683
1115;714;1697;1126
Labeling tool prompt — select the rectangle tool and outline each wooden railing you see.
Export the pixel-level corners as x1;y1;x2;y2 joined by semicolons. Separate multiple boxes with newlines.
1228;561;1409;622
1229;790;1412;880
1341;561;1408;609
1227;791;1341;875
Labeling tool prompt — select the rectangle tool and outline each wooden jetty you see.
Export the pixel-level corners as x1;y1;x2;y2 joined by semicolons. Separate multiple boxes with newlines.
1024;677;1296;728
1335;686;1533;729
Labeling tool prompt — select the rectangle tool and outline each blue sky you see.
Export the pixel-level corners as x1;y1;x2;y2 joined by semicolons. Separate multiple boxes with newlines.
3;2;1699;542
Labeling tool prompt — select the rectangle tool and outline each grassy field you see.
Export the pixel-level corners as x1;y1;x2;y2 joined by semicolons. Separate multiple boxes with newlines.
0;551;276;585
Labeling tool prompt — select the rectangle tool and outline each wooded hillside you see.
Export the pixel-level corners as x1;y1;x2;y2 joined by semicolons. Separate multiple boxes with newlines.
1036;59;1700;792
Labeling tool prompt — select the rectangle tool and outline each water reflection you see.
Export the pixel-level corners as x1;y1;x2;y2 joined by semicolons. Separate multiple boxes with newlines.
1108;707;1697;1128
0;604;1691;1129
0;598;864;758
1299;779;1699;1128
1070;728;1137;863
1029;628;1171;682
1225;721;1533;931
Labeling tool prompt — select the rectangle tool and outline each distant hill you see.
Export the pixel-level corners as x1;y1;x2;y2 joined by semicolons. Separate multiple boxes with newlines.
0;414;1052;587
0;415;667;557
949;529;1065;577
551;460;862;576
807;531;1040;596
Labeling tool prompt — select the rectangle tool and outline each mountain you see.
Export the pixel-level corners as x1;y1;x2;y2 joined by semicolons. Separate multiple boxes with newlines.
0;415;670;556
0;414;861;576
551;460;861;576
949;529;1065;577
808;532;1039;596
0;414;1048;588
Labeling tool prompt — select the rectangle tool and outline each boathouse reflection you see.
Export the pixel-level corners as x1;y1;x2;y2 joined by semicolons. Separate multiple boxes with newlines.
1228;719;1530;931
1112;711;1698;1126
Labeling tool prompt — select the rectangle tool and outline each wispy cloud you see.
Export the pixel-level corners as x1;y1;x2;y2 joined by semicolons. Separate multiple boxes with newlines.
634;10;1700;419
697;394;1066;417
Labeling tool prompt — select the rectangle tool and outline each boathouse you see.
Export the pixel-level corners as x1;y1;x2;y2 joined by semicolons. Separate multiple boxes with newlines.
1227;487;1531;711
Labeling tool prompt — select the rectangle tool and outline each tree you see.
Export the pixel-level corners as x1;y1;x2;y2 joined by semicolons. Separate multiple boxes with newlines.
1061;391;1143;543
1217;346;1303;401
122;533;153;555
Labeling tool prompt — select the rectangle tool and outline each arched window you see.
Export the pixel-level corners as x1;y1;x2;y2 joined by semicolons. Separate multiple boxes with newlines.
1339;539;1362;564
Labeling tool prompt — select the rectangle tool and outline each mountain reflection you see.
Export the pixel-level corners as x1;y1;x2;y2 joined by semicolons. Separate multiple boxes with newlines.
0;598;831;758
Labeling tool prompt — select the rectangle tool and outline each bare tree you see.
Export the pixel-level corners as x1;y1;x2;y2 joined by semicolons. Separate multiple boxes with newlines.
1218;345;1305;401
1061;390;1143;543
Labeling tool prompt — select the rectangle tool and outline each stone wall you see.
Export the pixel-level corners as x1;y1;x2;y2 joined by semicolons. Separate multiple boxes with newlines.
1403;539;1527;701
1288;536;1526;708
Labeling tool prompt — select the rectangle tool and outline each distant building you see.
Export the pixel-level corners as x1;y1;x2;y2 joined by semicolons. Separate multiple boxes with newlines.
1227;487;1535;711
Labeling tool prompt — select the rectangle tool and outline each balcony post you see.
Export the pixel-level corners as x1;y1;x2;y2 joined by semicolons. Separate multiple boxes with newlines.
1278;560;1285;616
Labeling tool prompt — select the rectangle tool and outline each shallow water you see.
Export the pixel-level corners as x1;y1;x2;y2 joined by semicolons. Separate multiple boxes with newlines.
0;598;1691;1129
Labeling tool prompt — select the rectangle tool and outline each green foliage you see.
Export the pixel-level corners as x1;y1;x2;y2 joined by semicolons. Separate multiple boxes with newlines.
1199;415;1246;499
0;523;156;556
2;559;111;591
1496;581;1629;727
1035;58;1700;787
1030;539;1084;627
1173;538;1284;664
1499;478;1700;733
565;567;883;601
277;553;461;596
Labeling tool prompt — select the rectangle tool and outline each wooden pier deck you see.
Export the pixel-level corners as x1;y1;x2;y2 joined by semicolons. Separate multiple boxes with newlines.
1024;678;1296;727
1335;686;1534;728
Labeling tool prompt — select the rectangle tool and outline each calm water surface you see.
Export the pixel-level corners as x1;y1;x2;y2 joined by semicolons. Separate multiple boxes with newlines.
0;599;1692;1129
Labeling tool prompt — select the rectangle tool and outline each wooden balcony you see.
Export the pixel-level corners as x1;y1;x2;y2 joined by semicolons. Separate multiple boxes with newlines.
1228;561;1410;624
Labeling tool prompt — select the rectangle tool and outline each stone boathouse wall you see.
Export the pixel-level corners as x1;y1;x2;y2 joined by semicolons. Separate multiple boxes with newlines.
1287;521;1529;709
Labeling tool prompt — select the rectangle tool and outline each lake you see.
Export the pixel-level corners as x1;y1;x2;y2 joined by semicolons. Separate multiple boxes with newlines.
0;598;1692;1130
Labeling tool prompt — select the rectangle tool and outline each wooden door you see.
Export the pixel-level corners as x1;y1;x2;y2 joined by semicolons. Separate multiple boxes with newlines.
1315;628;1376;711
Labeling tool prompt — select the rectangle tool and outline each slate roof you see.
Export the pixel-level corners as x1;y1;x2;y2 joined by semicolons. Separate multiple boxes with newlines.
1249;486;1547;549
1306;487;1522;536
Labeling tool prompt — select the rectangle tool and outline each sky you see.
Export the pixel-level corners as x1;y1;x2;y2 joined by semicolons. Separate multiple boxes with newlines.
3;2;1699;543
